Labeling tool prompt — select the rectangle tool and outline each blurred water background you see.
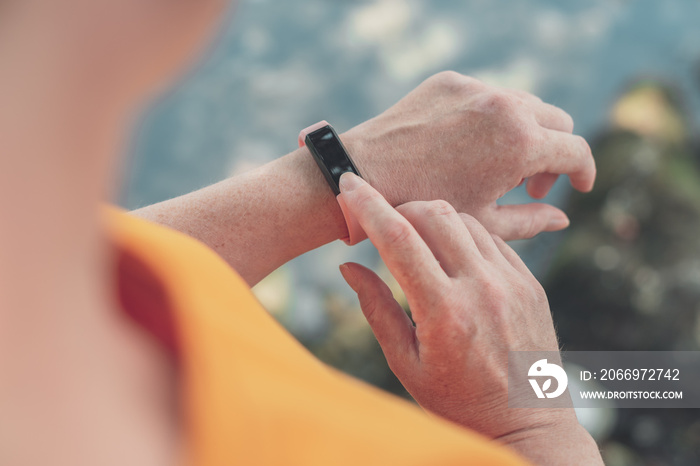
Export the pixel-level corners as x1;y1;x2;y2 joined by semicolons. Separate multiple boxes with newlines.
120;1;700;464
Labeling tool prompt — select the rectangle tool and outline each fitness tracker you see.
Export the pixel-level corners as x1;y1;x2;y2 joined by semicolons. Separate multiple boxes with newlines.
298;121;367;245
300;122;363;195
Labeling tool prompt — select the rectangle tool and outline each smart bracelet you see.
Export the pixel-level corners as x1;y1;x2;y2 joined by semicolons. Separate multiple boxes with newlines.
298;121;367;245
300;122;362;195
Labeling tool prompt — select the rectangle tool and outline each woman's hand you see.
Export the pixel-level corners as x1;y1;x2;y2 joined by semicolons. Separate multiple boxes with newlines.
338;173;603;465
135;71;596;287
343;71;595;240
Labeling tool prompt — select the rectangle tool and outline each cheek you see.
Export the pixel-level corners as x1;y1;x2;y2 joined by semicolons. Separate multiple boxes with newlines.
58;0;230;95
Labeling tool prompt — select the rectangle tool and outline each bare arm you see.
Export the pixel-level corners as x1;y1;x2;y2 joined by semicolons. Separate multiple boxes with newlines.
132;144;348;286
134;71;596;287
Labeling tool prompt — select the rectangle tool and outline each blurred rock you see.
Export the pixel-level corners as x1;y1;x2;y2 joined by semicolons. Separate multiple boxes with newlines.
612;82;687;143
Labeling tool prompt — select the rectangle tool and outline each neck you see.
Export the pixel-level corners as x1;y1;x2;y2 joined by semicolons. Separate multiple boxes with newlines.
0;0;138;377
0;74;127;314
0;9;133;309
0;14;179;465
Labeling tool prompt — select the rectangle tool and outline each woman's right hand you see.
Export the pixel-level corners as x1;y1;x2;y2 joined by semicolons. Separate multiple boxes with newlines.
337;173;603;465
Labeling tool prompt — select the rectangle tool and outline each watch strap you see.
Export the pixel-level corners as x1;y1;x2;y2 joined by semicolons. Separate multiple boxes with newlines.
298;121;367;245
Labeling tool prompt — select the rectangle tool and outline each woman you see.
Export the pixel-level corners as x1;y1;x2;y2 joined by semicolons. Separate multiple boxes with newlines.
0;1;602;464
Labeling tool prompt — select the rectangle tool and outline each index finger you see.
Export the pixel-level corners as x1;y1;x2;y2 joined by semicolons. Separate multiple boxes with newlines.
533;129;596;192
338;173;450;306
505;88;574;133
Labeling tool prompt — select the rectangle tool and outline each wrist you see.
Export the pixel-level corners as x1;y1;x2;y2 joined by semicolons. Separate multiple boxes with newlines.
498;416;603;465
284;144;351;243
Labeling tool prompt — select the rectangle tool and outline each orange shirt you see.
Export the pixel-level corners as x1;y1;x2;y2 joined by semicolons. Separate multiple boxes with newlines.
104;207;529;466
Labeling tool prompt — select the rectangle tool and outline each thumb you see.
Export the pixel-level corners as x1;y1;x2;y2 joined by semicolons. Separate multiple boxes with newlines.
339;262;418;370
485;203;570;241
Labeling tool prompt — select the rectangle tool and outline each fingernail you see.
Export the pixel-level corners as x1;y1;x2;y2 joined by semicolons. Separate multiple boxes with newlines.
548;216;570;230
339;172;363;192
339;263;358;292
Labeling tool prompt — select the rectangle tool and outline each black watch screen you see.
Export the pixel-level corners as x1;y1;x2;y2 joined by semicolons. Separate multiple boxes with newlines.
305;125;362;196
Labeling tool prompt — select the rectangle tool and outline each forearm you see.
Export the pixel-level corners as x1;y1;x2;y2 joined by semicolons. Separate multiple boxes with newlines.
131;144;351;286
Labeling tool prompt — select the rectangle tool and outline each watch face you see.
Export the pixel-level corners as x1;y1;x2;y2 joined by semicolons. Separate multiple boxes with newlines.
306;125;360;195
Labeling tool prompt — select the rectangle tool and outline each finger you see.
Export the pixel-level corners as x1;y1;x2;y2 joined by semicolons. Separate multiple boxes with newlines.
489;234;533;277
338;173;449;305
526;173;559;199
340;262;418;374
504;88;574;133
396;201;479;276
483;203;570;241
457;213;505;263
533;103;574;133
534;129;596;192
